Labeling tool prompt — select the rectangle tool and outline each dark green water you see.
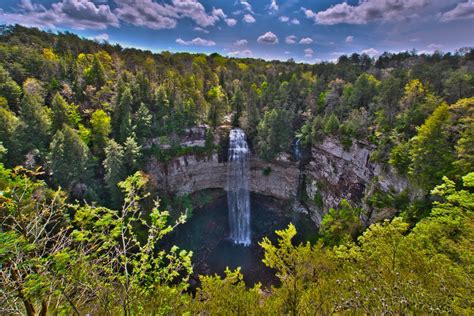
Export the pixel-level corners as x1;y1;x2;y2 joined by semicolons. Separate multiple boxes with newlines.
168;192;316;287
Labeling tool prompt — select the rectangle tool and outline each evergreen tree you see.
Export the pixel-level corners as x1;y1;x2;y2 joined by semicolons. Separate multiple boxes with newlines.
113;86;133;143
134;103;152;142
256;109;292;160
17;80;51;154
50;125;91;190
50;92;70;132
0;65;22;110
103;139;126;206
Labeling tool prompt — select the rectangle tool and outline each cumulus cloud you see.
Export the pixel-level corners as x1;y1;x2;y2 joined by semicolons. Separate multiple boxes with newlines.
242;14;256;23
3;0;231;31
257;31;279;44
269;0;278;11
345;36;354;43
237;1;254;14
176;37;216;46
304;48;314;58
225;18;237;26
299;37;313;44
234;39;248;46
303;0;429;25
285;35;297;44
361;48;379;57
279;16;300;25
291;18;300;25
0;0;119;30
228;49;252;56
440;1;474;22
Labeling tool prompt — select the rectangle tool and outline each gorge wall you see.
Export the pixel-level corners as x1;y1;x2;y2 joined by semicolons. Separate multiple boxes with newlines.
146;137;409;226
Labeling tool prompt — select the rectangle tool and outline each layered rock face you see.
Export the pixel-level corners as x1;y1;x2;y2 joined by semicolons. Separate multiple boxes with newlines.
146;136;408;226
146;154;300;201
303;137;408;224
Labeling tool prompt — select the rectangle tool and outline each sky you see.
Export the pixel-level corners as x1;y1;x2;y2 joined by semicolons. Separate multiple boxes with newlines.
0;0;473;62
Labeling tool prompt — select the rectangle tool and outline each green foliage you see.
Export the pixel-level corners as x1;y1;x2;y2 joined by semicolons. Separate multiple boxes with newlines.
49;125;91;191
323;113;340;135
113;86;133;143
409;103;455;190
90;109;111;154
320;199;364;246
194;268;262;314
256;108;292;160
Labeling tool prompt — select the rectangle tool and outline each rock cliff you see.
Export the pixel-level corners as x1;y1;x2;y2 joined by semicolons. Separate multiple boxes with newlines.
146;136;409;226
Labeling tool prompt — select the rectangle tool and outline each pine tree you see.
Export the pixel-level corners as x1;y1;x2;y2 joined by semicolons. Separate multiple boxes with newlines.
50;125;91;190
50;92;69;132
113;87;133;143
103;139;126;207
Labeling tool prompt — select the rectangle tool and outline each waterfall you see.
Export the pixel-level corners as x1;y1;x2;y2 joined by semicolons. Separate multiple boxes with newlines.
227;128;251;246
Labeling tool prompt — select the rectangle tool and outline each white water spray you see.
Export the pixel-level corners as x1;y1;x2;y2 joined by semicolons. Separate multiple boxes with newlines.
227;128;251;246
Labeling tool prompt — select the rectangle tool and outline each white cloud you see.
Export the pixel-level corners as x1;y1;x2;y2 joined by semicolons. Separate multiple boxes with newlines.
440;1;474;22
0;0;119;30
304;48;314;58
361;48;379;57
93;32;109;41
176;37;216;46
303;0;429;25
285;35;297;44
257;31;279;44
237;1;254;14
228;49;252;56
290;18;300;25
299;37;313;44
193;26;209;33
269;0;278;11
279;16;300;25
234;39;248;46
114;0;229;30
345;36;354;43
242;14;256;23
225;18;237;26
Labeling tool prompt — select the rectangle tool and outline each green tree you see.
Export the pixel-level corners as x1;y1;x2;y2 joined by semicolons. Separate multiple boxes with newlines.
49;125;91;191
0;65;22;109
323;113;340;135
207;85;226;128
113;87;133;143
256;108;292;160
50;92;70;132
103;139;126;206
409;104;455;190
90;109;111;154
133;103;152;142
17;79;51;155
320;199;364;247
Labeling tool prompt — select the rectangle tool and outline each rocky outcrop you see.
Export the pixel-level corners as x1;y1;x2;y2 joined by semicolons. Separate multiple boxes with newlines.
145;135;409;226
146;154;300;201
303;137;408;225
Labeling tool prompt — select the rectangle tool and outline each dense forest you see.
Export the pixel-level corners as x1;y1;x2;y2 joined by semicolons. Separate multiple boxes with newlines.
0;25;473;314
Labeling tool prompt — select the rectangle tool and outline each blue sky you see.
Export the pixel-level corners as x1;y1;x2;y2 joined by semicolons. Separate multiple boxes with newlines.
0;0;473;62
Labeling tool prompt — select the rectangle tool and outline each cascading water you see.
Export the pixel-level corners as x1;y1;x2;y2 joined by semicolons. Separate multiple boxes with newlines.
227;128;251;246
